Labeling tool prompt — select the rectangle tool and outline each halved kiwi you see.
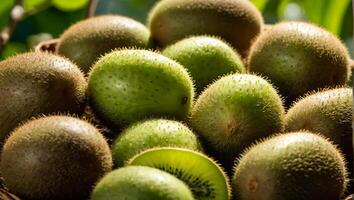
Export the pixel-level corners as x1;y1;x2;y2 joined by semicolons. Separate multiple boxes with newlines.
128;147;230;200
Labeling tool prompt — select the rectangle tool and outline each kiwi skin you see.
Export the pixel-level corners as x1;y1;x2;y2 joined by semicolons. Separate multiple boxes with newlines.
88;49;194;129
285;87;353;192
57;15;152;73
91;166;195;200
112;118;203;167
162;36;245;94
190;74;284;173
1;115;112;200
248;22;350;106
148;0;263;57
232;131;348;200
0;52;87;147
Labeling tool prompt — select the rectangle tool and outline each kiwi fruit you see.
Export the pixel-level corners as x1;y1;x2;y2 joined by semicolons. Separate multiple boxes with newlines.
285;87;353;189
0;52;86;147
88;49;194;128
232;131;348;200
248;22;350;105
129;147;230;200
1;115;112;200
91;166;195;200
162;36;245;94
148;0;263;57
112;119;203;167
57;15;151;73
190;74;284;172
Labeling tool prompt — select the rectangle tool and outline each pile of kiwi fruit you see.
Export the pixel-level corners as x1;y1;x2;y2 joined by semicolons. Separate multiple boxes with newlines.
0;0;352;199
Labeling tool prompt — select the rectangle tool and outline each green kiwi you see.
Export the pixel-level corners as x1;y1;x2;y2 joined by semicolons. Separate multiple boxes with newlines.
248;22;350;105
162;36;245;94
112;119;203;167
88;49;194;128
1;115;112;200
128;147;230;200
148;0;263;57
91;166;195;200
57;15;151;73
285;87;353;189
232;131;348;200
190;74;284;172
0;52;86;147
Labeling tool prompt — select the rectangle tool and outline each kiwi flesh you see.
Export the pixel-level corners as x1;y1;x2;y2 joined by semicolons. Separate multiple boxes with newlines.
1;115;112;200
128;147;230;200
232;131;348;200
162;36;245;94
57;15;151;73
248;22;350;105
112;119;203;167
285;87;353;190
0;52;87;147
190;74;284;172
148;0;263;57
91;166;195;200
88;49;194;129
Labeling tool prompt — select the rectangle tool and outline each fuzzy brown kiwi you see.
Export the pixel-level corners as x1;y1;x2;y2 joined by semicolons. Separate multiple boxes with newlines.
148;0;263;57
57;15;152;73
0;52;86;147
232;131;348;200
248;22;350;106
285;87;353;192
1;115;112;200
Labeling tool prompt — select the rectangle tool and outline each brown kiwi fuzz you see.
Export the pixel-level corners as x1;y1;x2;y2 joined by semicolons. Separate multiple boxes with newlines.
0;52;87;147
148;0;263;57
285;87;353;192
248;22;350;106
1;115;112;200
57;15;152;73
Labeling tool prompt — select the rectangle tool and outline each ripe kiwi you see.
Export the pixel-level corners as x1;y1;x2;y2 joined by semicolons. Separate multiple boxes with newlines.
285;87;353;190
0;52;86;147
88;49;194;129
57;15;151;73
91;166;194;200
1;115;112;200
248;22;350;105
232;131;348;200
148;0;263;57
162;36;245;94
190;74;284;172
129;147;230;200
112;119;203;167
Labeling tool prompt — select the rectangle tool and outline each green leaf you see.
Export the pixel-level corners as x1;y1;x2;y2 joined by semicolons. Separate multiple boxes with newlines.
0;42;27;60
52;0;89;11
0;0;14;29
297;0;350;35
251;0;269;11
23;0;49;12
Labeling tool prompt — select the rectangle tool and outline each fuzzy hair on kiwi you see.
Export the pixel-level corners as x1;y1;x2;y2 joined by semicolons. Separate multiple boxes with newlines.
1;115;112;200
88;48;194;131
248;21;350;106
57;15;152;73
190;73;285;175
148;0;264;57
232;131;348;200
0;52;87;148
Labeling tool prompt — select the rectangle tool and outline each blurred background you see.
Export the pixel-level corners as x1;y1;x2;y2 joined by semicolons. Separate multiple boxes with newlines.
0;0;352;60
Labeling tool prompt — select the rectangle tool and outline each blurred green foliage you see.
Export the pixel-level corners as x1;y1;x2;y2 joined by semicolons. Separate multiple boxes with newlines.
0;0;352;60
